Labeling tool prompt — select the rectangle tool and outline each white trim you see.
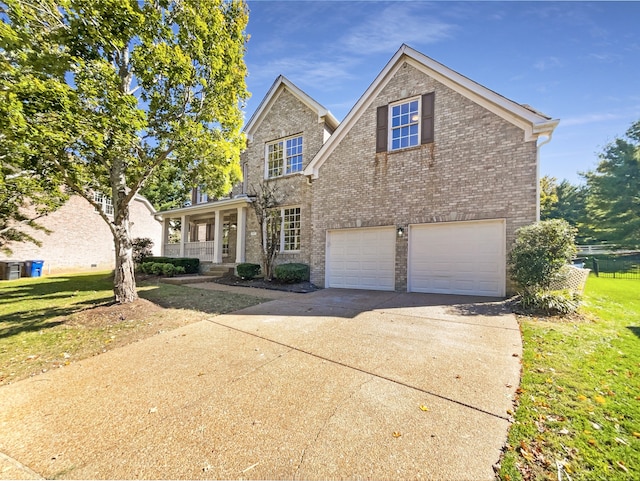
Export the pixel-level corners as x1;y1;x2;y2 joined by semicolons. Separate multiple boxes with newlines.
303;44;559;179
265;134;304;179
157;196;252;219
133;194;157;214
388;95;421;151
279;205;302;253
245;75;339;140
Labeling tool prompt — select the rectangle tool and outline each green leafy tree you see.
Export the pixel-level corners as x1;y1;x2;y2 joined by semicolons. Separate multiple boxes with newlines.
1;0;248;302
539;175;559;218
140;163;190;212
540;177;589;243
583;120;640;247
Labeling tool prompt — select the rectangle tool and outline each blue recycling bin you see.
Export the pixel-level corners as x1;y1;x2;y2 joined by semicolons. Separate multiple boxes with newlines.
23;260;44;277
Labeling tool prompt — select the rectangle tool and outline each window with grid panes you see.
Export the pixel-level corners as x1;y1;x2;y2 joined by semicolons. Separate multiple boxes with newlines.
390;98;420;150
266;135;303;178
282;207;301;252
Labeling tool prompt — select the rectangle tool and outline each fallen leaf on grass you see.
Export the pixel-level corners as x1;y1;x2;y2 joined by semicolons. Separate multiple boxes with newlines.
614;437;629;446
633;432;640;438
594;395;606;404
588;439;597;446
577;394;587;401
616;461;628;473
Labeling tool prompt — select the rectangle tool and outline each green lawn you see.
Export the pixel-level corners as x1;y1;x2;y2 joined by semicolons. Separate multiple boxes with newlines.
0;272;270;384
499;276;640;480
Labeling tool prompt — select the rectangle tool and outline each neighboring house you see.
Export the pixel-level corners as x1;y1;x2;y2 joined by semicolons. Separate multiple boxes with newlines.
1;194;162;275
159;45;559;296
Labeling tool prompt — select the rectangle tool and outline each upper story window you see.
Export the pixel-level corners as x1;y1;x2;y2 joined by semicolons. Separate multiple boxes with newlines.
390;98;419;150
266;135;303;178
196;186;208;204
376;92;434;153
93;192;113;216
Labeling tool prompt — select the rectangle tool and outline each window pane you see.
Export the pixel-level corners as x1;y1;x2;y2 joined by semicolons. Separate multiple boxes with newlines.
389;98;421;151
285;136;303;174
268;141;284;178
282;207;301;251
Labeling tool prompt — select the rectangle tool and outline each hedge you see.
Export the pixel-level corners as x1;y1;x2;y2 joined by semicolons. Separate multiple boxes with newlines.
144;256;199;274
237;263;261;279
139;262;186;277
274;263;310;283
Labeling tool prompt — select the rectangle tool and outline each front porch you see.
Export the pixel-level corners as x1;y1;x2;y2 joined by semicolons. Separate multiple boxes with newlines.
159;196;251;265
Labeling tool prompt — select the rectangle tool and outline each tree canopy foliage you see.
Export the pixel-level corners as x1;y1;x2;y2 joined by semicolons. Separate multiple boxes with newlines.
1;0;249;301
583;120;640;246
540;119;640;247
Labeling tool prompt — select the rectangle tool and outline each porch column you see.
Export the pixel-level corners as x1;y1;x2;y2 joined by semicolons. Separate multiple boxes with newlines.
212;210;224;263
179;215;188;257
161;217;170;256
235;206;246;263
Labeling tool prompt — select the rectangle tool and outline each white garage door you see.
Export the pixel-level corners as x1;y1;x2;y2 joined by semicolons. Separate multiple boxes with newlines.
326;227;395;290
408;220;505;297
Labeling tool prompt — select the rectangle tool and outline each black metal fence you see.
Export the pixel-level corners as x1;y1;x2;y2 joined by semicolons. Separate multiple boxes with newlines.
589;257;640;279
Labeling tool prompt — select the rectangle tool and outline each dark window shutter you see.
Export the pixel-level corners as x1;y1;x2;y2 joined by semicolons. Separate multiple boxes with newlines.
421;92;435;144
191;187;198;205
376;105;388;153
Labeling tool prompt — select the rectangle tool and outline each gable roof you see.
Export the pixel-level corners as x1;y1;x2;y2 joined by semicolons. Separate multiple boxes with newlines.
304;44;559;179
244;75;339;140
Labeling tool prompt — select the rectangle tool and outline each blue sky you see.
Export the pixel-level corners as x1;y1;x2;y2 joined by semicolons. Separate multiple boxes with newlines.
242;1;640;185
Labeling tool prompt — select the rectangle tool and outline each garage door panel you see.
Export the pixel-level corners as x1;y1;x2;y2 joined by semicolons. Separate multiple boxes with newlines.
409;220;505;297
327;227;395;291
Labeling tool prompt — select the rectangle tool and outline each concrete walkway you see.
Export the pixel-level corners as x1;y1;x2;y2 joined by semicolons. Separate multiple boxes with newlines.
0;289;521;480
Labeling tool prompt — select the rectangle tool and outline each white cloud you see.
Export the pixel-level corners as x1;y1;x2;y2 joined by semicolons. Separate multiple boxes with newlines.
562;112;626;127
248;56;357;91
340;4;455;55
534;56;562;71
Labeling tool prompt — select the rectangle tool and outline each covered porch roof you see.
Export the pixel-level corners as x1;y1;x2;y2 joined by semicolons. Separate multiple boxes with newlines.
157;195;253;220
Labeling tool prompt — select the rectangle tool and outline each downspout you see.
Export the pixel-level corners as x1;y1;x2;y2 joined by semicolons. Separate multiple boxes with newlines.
535;132;554;221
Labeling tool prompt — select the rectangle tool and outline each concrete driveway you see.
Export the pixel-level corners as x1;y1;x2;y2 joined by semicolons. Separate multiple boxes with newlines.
0;288;521;480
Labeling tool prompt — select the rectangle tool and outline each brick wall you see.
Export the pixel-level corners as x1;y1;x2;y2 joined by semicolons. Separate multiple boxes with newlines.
240;88;331;269
1;196;162;275
310;62;538;292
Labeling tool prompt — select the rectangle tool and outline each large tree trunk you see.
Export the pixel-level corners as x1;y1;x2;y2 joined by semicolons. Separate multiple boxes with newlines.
111;155;138;304
113;218;138;303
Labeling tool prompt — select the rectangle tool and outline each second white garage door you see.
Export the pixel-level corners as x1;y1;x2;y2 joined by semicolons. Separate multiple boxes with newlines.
326;227;395;290
408;220;505;297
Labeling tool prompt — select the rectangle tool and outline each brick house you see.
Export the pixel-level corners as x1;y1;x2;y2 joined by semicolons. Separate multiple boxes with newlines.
1;194;162;275
159;45;558;296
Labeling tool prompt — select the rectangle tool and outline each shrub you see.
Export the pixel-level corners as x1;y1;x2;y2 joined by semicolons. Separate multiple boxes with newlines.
509;219;577;294
237;263;261;280
139;262;186;277
144;256;199;274
161;263;185;277
274;263;310;283
132;237;154;264
518;290;582;316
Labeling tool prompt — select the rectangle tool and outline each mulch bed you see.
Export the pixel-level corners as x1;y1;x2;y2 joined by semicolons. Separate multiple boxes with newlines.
213;274;319;293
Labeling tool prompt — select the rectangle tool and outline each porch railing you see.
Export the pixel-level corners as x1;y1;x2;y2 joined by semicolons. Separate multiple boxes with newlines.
164;243;181;257
163;241;215;261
